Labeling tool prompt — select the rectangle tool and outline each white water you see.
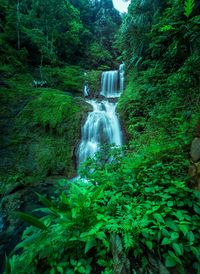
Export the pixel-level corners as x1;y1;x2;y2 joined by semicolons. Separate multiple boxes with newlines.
119;63;125;92
100;70;119;98
84;83;90;97
78;63;125;167
83;72;90;97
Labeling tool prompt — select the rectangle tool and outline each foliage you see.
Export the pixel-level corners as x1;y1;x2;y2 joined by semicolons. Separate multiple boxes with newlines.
43;66;84;93
118;0;162;67
0;0;121;69
116;1;200;271
6;146;200;273
86;42;113;68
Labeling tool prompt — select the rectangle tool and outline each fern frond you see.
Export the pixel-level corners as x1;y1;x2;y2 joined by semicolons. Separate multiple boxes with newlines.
184;0;195;17
123;233;134;249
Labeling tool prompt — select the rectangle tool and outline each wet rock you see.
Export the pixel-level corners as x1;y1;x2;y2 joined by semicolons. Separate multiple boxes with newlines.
190;137;200;162
148;253;170;274
189;163;197;177
110;233;130;274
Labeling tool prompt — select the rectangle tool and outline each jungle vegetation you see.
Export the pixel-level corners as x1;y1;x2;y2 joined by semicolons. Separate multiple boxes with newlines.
0;0;200;273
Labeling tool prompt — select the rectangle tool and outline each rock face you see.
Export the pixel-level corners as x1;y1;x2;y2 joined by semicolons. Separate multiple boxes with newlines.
190;137;200;162
189;137;200;190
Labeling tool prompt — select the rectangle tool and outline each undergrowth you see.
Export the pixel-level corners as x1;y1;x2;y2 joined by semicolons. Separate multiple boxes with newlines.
4;146;200;273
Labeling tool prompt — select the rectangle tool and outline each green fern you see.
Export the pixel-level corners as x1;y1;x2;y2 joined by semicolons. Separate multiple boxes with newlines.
184;0;195;17
123;233;134;249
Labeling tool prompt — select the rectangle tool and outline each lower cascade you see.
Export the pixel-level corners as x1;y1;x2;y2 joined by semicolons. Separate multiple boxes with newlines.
78;64;124;167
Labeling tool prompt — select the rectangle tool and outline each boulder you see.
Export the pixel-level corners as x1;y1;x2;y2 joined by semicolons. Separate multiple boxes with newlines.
190;137;200;162
188;161;200;191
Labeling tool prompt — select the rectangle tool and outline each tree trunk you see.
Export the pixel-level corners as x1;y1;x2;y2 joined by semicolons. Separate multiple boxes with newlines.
45;18;48;49
17;0;20;50
40;54;43;81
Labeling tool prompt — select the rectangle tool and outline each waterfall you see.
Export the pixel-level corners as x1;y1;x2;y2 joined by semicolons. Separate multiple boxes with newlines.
78;63;125;167
84;83;90;97
78;100;122;164
119;62;125;92
100;70;119;98
83;72;90;97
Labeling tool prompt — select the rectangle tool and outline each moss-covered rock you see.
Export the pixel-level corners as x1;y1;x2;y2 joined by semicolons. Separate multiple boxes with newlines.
0;71;89;194
14;90;85;178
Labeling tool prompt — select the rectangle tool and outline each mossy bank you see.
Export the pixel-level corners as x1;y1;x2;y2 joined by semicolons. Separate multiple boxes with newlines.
0;66;90;262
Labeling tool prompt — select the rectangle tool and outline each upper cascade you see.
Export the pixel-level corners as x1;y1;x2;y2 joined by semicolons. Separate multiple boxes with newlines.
100;63;125;98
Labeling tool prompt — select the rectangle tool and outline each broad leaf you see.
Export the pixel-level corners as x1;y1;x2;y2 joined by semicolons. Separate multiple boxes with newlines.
187;231;195;242
161;237;171;245
168;250;182;264
165;255;176;267
172;243;183;256
145;240;153;250
85;239;96;254
15;211;48;230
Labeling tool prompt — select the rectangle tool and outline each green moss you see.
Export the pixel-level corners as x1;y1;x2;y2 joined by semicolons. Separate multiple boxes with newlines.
16;89;80;133
13;89;86;179
0;71;89;193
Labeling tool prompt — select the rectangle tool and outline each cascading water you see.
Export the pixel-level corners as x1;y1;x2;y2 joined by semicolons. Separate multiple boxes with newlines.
100;70;119;98
83;72;90;97
78;63;125;167
84;83;90;97
119;62;125;92
78;100;122;164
